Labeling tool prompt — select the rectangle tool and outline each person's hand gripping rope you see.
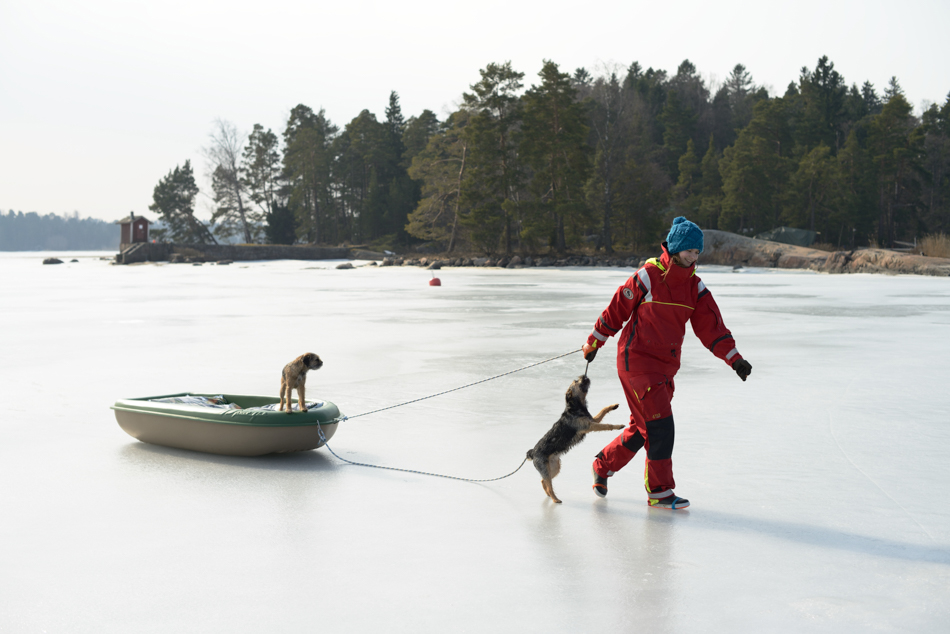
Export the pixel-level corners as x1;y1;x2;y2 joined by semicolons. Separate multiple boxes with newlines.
582;342;598;376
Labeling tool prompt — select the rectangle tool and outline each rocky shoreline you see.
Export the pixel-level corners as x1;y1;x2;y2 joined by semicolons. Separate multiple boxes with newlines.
374;229;950;277
701;230;950;277
108;230;950;277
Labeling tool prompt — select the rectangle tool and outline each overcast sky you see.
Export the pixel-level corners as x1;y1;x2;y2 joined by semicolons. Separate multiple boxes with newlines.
2;0;948;223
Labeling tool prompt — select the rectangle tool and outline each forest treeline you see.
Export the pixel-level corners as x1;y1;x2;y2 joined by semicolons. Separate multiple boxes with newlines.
150;56;950;254
0;211;118;251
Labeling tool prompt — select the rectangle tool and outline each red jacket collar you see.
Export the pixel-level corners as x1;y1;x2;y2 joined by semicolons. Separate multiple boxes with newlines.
659;242;696;284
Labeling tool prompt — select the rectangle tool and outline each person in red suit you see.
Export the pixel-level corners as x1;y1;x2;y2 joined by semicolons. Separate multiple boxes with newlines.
583;217;752;509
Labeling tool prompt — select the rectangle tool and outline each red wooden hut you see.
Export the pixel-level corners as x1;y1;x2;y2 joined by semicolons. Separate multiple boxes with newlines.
116;212;150;251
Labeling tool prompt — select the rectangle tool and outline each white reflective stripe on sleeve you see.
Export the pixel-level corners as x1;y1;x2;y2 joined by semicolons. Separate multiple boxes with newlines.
725;348;739;361
697;281;706;293
591;330;607;342
637;268;653;302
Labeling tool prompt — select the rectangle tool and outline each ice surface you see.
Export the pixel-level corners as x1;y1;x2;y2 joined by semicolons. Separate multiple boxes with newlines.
1;252;949;632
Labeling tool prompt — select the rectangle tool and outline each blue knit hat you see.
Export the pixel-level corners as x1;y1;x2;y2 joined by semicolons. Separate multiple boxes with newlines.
666;216;704;254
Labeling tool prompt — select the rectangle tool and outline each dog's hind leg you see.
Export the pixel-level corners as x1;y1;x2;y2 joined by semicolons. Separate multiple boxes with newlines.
541;478;560;503
545;456;563;503
532;456;559;503
297;382;308;412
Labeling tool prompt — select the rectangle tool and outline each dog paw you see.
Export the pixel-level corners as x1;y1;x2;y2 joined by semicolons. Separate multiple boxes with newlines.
609;403;620;411
300;408;308;413
612;424;625;430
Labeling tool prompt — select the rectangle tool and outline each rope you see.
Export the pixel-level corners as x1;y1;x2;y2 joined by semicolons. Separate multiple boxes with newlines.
317;424;530;482
342;348;582;421
315;348;582;482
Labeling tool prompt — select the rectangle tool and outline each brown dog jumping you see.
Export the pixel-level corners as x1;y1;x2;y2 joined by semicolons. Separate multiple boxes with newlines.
527;375;623;503
279;353;323;413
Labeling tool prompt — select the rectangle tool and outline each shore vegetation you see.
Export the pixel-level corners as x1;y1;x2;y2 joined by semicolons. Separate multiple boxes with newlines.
149;57;950;255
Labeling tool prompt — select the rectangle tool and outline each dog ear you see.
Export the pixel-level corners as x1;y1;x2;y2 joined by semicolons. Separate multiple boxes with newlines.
302;353;313;364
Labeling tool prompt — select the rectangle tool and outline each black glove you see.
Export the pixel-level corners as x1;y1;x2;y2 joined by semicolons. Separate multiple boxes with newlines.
584;345;598;362
732;359;752;381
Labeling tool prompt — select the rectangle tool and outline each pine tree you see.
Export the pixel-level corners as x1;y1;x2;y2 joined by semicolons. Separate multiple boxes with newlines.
148;160;216;244
283;105;337;244
585;68;631;254
868;92;924;244
385;90;406;138
572;67;593;89
836;129;875;246
920;94;950;233
613;155;670;250
795;56;848;151
381;91;417;244
337;109;385;242
844;84;869;123
658;89;696;179
671;139;701;218
625;63;668;148
401;110;440;167
783;144;843;233
720;98;794;234
724;64;755;130
698;136;723;228
406;111;470;252
242;124;282;218
521;60;591;252
460;61;526;254
264;202;297;245
861;81;883;116
883;76;904;101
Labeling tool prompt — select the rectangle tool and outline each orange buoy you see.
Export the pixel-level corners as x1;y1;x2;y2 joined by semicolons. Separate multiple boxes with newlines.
429;277;441;286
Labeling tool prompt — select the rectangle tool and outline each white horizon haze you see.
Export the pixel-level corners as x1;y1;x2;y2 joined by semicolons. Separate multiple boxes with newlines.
2;0;948;223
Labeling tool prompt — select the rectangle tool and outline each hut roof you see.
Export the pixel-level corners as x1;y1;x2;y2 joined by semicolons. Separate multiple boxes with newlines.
115;214;151;225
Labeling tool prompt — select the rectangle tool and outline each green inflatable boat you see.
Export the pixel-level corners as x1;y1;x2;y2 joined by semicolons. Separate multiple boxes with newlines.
112;393;344;456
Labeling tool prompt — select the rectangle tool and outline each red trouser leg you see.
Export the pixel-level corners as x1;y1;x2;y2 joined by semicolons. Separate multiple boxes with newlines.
593;372;676;497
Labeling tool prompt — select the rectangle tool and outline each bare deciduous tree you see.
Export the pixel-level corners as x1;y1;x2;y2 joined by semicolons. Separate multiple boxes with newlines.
203;119;259;243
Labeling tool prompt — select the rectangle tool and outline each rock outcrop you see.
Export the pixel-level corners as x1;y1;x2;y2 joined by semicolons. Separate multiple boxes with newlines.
702;230;950;277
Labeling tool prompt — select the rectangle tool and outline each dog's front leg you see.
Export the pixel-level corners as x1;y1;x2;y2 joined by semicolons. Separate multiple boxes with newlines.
591;403;620;423
587;422;626;432
297;382;308;412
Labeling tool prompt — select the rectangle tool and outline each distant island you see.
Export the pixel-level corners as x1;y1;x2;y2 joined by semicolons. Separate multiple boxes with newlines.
0;210;119;251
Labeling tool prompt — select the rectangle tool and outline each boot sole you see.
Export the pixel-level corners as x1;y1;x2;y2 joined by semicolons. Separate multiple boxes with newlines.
647;499;690;510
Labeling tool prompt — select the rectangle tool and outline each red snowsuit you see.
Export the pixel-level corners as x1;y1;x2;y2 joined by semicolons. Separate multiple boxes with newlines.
587;244;743;500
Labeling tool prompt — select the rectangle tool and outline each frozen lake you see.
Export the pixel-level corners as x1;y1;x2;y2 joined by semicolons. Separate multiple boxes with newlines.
2;251;949;632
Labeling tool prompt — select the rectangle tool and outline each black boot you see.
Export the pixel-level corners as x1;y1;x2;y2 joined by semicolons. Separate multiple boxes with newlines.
592;464;609;498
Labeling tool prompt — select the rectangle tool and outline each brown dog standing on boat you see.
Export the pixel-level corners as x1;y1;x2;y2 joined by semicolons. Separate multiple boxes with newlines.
527;375;623;503
279;353;323;413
